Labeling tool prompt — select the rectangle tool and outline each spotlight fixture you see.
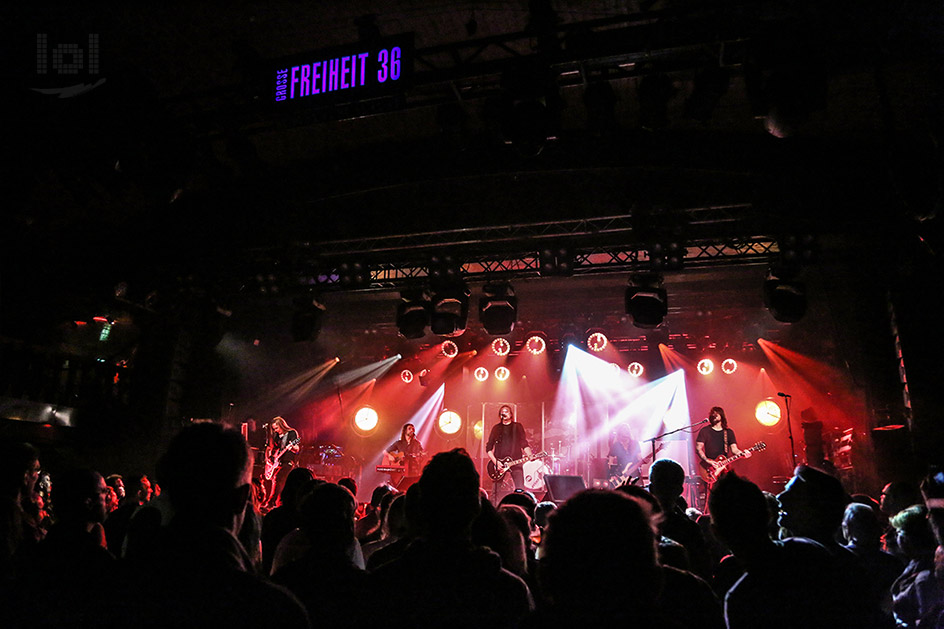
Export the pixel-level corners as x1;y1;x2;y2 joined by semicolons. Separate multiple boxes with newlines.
495;366;510;381
428;253;462;283
525;333;547;355
397;289;431;339
437;410;463;436
721;358;738;374
400;369;414;384
697;359;715;375
337;261;370;288
626;274;668;329
474;366;489;382
353;406;379;434
755;399;782;427
764;268;806;323
491;338;511;357
538;245;575;276
587;331;608;353
479;282;518;335
442;340;459;358
419;369;430;387
628;362;645;377
430;282;470;337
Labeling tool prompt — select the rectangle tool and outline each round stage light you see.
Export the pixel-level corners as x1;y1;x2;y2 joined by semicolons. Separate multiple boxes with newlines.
587;332;608;352
697;359;715;375
437;410;463;435
721;358;738;375
474;366;489;382
755;399;782;427
495;366;510;381
353;406;379;434
525;334;546;355
491;337;511;356
628;362;645;377
442;340;459;358
400;369;414;384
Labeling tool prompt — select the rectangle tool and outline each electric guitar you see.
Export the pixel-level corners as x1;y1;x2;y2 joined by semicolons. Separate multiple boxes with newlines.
487;451;548;482
264;437;300;480
698;441;767;485
609;443;665;488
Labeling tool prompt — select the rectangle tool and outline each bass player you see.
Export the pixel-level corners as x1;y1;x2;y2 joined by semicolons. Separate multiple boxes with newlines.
485;404;533;501
264;416;301;509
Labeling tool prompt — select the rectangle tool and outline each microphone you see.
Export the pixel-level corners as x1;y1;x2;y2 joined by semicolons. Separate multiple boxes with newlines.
777;392;791;398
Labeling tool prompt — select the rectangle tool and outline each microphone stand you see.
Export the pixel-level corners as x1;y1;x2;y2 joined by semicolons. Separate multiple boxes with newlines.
782;394;797;468
647;418;711;473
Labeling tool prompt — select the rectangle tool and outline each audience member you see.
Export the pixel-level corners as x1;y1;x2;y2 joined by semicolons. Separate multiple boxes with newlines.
113;422;310;628
272;482;369;628
260;466;314;575
842;502;905;621
889;504;943;627
711;470;881;628
648;458;712;579
368;448;533;628
524;489;684;627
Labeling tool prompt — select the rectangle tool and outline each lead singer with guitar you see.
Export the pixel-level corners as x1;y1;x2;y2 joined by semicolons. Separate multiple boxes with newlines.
264;416;300;509
695;406;750;483
485;405;533;500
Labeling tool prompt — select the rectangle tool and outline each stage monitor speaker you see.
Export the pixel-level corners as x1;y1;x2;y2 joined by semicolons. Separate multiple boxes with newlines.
544;475;586;503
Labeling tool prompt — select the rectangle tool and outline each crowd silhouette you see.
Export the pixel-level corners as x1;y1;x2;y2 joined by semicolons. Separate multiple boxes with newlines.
2;426;943;628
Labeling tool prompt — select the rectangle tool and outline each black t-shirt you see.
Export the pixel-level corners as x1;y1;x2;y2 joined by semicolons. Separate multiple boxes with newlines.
696;426;736;460
486;422;530;461
272;430;299;465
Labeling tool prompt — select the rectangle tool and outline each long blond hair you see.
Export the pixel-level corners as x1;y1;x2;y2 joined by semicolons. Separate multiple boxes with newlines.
272;416;292;433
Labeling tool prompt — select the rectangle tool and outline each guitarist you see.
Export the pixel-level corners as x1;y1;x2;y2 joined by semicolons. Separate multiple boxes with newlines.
265;416;301;509
695;406;751;484
607;423;642;488
485;405;533;500
382;423;427;484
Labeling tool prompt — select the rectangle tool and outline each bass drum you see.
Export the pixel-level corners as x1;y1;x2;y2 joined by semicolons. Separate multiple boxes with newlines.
523;459;551;492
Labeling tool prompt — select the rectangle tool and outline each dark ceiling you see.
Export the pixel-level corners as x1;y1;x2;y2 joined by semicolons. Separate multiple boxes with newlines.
3;1;942;367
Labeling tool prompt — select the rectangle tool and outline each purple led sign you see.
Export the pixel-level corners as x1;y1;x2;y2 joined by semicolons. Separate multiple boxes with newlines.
270;34;413;109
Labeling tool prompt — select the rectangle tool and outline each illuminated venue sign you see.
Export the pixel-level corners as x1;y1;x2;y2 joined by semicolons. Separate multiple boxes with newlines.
270;34;413;109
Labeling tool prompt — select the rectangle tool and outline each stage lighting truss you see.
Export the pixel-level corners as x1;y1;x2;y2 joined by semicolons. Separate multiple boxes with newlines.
628;362;645;377
495;366;510;381
721;358;738;374
697;359;715;375
587;331;608;352
442;340;459;358
525;333;547;355
400;369;414;384
492;337;511;356
437;410;463;436
353;406;379;434
474;366;490;382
